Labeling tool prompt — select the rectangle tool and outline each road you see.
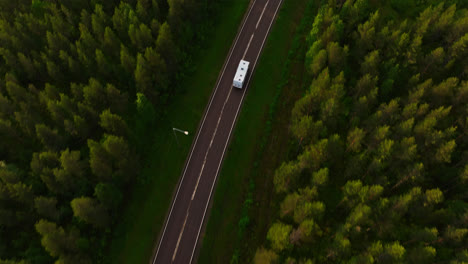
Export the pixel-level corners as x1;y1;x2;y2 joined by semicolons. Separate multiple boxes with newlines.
152;0;283;263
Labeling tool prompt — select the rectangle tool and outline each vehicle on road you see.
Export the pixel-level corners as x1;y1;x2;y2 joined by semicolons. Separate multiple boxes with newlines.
233;60;250;89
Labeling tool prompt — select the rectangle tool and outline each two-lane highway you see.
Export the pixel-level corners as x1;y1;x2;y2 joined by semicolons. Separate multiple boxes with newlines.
152;0;283;263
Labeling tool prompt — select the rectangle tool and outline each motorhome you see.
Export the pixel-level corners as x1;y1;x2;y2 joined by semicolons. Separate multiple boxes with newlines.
233;60;250;89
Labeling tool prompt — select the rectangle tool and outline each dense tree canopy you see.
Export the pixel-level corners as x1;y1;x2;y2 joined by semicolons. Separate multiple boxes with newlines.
255;0;468;263
0;0;221;262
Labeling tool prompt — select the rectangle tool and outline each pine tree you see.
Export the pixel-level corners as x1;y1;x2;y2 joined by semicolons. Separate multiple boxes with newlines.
106;83;128;115
134;53;154;101
312;168;329;186
102;135;135;184
83;78;107;111
91;5;109;41
88;139;112;181
120;44;136;78
347;127;366;153
70;197;109;228
99;109;128;136
35;219;79;258
34;196;59;220
155;22;177;73
94;183;122;210
95;49;113;79
35;124;64;151
103;27;121;58
435;140;456;163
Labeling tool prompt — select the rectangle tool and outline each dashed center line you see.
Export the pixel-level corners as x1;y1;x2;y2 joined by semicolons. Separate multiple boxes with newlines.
256;0;269;29
192;87;233;201
172;87;234;262
154;0;284;262
243;34;254;59
172;212;190;262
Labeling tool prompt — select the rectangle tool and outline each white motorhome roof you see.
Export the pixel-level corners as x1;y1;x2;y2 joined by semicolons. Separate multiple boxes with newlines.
234;60;250;84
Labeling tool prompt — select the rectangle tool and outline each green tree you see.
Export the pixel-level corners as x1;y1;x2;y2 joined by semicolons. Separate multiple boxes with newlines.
144;46;168;93
35;219;79;258
83;78;107;112
280;192;300;218
312;167;329;186
273;161;301;193
267;222;292;252
94;183;122;210
134;52;154;101
332;233;351;256
52;149;86;194
290;115;323;142
35;124;64;151
99;109;128;136
105;83;128;115
424;188;444;206
95;49;113;79
34;196;59;220
327;42;347;73
155;22;177;73
128;23;152;51
103;27;121;57
298;138;329;171
102;135;135;183
361;50;380;76
294;201;325;223
347;127;366;153
435;140;456;163
120;44;136;77
296;218;321;243
407;246;436;264
70;197;109;228
310;49;327;76
88;139;112;181
380;242;406;263
91;5;109;41
59;149;85;179
344;204;371;231
444;226;468;244
253;248;278;264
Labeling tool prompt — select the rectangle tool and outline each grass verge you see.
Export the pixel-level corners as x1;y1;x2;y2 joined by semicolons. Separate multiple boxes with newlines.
106;1;250;263
197;0;316;263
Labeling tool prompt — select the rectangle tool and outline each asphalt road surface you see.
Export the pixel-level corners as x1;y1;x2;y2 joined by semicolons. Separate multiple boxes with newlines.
152;0;283;263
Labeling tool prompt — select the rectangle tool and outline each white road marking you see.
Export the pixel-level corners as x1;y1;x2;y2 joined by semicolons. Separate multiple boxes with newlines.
177;83;230;258
172;213;189;262
256;0;269;29
189;0;285;263
243;34;255;59
192;88;233;201
153;0;259;263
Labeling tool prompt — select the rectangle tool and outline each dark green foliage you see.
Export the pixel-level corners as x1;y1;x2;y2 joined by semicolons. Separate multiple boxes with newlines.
34;196;59;221
255;1;468;263
94;183;122;210
70;197;109;229
0;0;223;262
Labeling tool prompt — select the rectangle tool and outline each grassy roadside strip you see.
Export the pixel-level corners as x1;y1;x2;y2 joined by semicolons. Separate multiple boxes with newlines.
197;0;317;263
106;1;250;263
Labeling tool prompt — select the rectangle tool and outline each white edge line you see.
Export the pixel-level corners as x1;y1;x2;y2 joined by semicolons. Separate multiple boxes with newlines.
189;0;284;263
152;0;259;263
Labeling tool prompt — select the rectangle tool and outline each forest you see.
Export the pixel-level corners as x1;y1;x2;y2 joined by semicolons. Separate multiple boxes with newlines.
254;0;468;263
0;0;219;263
